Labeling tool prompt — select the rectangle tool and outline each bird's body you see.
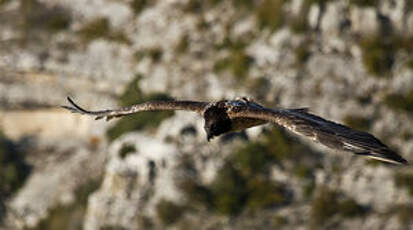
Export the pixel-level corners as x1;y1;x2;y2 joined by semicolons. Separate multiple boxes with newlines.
62;97;408;165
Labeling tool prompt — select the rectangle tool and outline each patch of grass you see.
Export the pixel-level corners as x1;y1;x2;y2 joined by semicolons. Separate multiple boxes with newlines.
106;76;174;141
256;0;286;31
78;17;130;44
343;115;371;132
119;144;136;159
383;90;413;113
349;0;380;7
156;199;186;226
394;172;413;196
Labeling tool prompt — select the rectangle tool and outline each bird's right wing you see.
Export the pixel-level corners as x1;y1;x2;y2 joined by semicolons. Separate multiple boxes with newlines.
61;97;209;121
228;106;408;165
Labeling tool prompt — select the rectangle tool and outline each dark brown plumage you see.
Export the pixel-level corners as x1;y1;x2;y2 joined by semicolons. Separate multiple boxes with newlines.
62;97;408;165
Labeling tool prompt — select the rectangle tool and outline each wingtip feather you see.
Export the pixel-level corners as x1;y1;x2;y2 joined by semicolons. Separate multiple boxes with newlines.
365;151;409;165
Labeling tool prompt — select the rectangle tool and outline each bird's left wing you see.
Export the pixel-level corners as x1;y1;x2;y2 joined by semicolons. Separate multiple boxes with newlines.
62;97;209;121
228;106;408;165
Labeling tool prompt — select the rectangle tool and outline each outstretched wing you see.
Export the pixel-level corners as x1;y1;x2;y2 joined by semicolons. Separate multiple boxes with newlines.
62;97;209;121
228;106;408;165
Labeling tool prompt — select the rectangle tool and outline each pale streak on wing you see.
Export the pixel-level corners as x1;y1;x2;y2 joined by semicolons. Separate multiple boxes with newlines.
61;97;209;121
228;106;408;165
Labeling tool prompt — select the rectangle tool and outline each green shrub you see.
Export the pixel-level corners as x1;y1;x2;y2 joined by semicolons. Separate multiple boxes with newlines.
78;17;130;44
262;128;294;160
349;0;380;7
272;215;288;227
230;48;253;80
310;186;339;228
106;76;174;141
360;35;396;76
246;177;287;211
211;162;248;215
407;1;413;13
78;17;110;41
247;77;270;100
30;177;102;230
343;115;372;132
256;0;286;31
100;226;128;230
147;48;163;62
232;142;274;177
396;204;413;227
177;127;321;217
289;1;311;33
394;172;413;196
406;58;413;70
295;41;312;65
0;0;11;7
338;198;366;218
119;144;136;159
213;41;253;81
156;199;186;226
175;34;190;54
19;0;71;41
383;90;413;113
310;186;367;228
0;133;31;200
130;0;149;15
0;133;31;224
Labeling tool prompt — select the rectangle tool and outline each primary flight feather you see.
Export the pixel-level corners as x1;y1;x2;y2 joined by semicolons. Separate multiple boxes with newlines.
62;97;408;165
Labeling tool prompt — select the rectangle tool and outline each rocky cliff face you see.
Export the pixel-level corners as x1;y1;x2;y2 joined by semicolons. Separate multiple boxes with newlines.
0;0;412;229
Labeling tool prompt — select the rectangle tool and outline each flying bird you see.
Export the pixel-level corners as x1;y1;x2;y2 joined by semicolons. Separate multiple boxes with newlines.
62;97;408;165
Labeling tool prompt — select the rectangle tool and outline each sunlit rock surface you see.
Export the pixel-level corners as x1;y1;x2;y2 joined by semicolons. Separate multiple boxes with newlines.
0;0;412;229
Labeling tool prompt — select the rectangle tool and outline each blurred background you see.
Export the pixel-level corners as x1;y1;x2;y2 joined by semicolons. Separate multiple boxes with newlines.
0;0;412;229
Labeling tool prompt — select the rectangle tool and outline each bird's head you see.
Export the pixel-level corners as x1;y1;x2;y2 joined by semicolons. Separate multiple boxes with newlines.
203;104;232;141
